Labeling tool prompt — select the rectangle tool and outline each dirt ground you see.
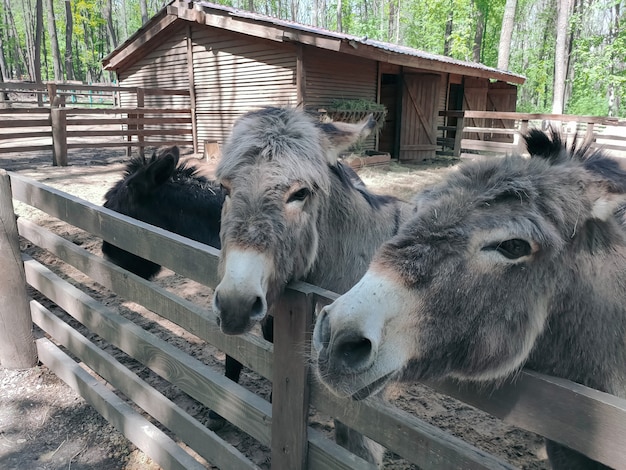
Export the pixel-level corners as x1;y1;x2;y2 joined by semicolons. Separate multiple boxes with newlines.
0;146;550;470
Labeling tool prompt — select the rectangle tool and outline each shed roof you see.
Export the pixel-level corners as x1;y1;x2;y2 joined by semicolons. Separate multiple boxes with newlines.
103;0;525;85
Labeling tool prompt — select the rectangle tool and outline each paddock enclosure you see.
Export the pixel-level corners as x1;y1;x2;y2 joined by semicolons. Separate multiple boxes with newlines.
2;158;626;470
0;82;194;166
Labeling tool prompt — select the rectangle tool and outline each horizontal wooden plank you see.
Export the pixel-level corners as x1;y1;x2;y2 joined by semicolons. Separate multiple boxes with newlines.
594;134;626;142
0;107;51;114
61;107;191;115
461;139;516;153
309;382;514;470
0;131;50;139
66;128;191;138
17;217;273;381
24;257;273;447
31;301;257;470
0;119;50;127
66;117;191;126
0;144;52;153
66;140;193;149
36;337;205;470
424;372;626;468
463;127;517;135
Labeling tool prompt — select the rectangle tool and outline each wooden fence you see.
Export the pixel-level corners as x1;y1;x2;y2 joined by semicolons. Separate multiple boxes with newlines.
438;111;626;159
2;171;626;469
0;82;194;166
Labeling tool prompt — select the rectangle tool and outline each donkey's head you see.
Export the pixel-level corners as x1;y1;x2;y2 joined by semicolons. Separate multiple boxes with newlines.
102;146;224;279
213;107;375;335
313;130;626;399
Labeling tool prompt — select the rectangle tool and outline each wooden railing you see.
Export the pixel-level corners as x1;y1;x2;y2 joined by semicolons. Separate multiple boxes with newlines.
0;82;194;166
2;172;626;469
438;111;626;159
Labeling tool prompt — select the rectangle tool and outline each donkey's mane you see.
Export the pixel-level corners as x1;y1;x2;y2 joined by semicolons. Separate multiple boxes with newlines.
330;161;398;210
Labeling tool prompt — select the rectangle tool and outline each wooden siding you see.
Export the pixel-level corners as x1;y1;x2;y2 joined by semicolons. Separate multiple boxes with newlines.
303;46;378;151
191;24;298;149
117;22;191;146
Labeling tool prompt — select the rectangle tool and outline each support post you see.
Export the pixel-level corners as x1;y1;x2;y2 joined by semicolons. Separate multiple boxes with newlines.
517;119;529;153
0;170;37;369
271;289;315;470
137;88;145;158
453;114;465;158
51;97;68;166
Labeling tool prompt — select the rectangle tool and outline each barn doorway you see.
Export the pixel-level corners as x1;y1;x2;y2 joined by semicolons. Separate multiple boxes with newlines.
378;73;400;158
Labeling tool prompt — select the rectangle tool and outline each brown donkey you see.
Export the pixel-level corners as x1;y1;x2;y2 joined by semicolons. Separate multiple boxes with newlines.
213;107;413;465
313;130;626;469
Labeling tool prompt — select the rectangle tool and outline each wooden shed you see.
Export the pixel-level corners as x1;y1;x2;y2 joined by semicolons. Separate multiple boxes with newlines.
103;0;525;161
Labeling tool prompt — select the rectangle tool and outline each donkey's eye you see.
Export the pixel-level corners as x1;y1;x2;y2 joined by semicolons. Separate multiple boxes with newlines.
483;239;531;260
287;188;311;203
220;183;231;197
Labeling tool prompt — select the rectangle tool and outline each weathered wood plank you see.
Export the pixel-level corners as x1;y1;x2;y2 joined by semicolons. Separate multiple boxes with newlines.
425;373;626;468
0;119;50;127
17;217;273;381
0;131;51;140
0;144;53;153
10;173;219;285
0;171;37;368
66;128;192;137
36;337;205;470
271;290;315;470
31;301;258;470
309;382;514;470
461;139;516;153
66;140;193;149
24;257;273;447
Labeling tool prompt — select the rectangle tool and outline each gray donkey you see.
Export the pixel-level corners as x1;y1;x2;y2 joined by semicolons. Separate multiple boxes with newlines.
213;106;413;465
313;129;626;469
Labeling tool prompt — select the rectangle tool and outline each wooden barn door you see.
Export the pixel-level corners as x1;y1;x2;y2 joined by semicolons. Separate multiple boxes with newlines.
399;73;441;161
486;81;518;142
462;77;488;141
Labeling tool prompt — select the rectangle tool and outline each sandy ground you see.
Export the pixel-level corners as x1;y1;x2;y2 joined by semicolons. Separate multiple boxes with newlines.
0;146;550;469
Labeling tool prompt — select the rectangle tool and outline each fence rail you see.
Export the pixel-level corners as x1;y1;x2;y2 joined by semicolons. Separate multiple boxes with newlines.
0;82;195;165
3;172;626;469
438;111;626;159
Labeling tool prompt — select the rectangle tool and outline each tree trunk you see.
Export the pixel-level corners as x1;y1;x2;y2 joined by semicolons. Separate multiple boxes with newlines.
336;0;342;32
473;5;485;63
140;0;148;25
104;0;117;51
64;0;74;80
444;10;453;56
45;0;63;81
551;0;573;114
33;0;43;83
497;0;516;69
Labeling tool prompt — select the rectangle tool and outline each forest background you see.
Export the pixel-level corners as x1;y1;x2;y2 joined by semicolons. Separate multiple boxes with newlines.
0;0;623;117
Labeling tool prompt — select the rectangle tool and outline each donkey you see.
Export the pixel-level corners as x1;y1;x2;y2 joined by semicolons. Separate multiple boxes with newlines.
312;129;626;469
212;107;414;465
101;146;258;429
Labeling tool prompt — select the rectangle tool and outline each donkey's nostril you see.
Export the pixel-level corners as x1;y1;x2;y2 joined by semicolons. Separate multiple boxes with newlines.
250;296;264;319
213;292;221;311
336;335;373;371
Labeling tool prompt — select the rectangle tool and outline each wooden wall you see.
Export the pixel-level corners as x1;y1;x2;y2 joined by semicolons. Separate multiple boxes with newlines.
303;47;378;151
191;24;298;149
117;22;192;146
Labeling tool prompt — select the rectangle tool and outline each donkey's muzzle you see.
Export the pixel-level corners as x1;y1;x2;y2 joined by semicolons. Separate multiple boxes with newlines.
213;289;267;335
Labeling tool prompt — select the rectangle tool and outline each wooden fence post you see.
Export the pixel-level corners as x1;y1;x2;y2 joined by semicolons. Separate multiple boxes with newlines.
51;96;68;166
0;170;37;369
137;88;145;158
453;114;465;158
517;119;529;153
271;289;315;470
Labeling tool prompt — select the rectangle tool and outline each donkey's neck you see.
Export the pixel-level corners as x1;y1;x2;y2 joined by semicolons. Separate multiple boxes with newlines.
307;172;410;294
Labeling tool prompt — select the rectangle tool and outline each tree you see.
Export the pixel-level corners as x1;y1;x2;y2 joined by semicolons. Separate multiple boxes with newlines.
497;0;516;69
64;0;74;80
45;0;63;81
552;0;573;114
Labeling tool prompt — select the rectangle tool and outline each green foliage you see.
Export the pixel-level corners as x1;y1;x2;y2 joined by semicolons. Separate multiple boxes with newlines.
0;0;622;117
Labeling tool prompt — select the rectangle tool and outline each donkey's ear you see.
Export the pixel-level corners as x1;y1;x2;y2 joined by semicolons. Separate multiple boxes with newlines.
584;153;626;221
318;115;376;164
157;146;180;166
129;150;178;196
